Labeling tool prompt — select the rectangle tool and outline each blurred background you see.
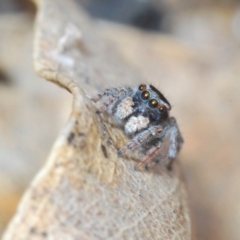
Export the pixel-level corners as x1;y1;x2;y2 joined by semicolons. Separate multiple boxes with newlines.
0;0;240;239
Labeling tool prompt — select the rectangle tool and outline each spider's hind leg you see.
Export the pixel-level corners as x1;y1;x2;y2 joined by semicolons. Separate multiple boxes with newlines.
92;86;134;113
91;88;113;102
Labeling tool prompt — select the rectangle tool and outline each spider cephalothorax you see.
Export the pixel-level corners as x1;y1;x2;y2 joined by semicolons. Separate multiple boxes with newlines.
92;84;183;170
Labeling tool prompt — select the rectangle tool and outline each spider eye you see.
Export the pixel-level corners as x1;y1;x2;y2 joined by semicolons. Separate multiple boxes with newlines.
141;91;150;100
149;99;158;108
159;105;166;112
138;84;146;91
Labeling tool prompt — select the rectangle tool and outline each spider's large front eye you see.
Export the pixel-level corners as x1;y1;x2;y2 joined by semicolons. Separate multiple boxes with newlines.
141;91;150;100
149;99;158;108
138;84;146;91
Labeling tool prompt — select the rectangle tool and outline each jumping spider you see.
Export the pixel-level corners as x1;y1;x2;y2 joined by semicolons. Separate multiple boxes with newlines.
92;84;183;170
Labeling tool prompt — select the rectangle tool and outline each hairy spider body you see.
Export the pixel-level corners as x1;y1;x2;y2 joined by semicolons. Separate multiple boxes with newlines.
92;84;183;169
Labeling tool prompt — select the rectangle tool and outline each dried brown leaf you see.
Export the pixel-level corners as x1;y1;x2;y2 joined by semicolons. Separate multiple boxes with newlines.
3;0;191;239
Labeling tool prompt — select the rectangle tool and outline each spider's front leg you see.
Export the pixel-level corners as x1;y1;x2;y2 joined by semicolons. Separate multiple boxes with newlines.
91;86;133;113
135;117;183;170
117;125;163;157
117;125;164;170
165;117;184;170
134;140;163;170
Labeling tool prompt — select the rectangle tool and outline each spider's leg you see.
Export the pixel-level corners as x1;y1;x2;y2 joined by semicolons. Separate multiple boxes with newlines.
117;125;163;156
135;141;163;169
165;117;184;169
166;157;174;171
98;96;116;112
91;89;111;102
92;86;133;102
93;86;133;113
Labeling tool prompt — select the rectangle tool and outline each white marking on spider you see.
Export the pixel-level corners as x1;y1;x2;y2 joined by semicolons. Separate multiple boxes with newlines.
125;116;149;135
115;97;134;119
